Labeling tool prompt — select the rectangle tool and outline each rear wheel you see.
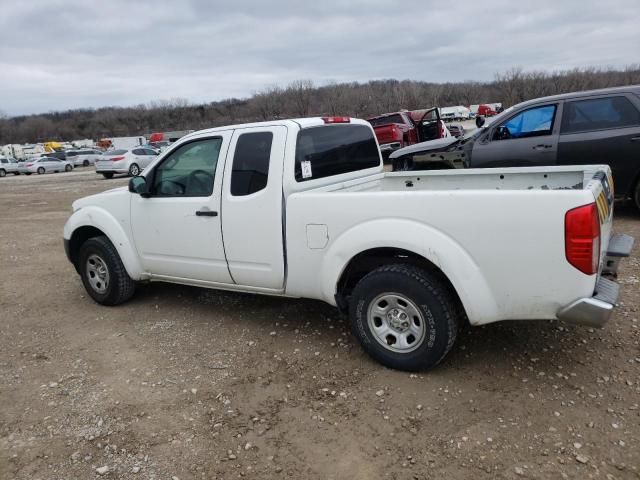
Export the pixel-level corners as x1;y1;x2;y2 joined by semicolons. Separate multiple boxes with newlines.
349;264;460;371
37;167;45;174
634;180;640;211
392;157;413;171
65;164;72;172
102;172;114;179
128;163;140;176
78;236;135;306
0;169;5;178
83;160;90;167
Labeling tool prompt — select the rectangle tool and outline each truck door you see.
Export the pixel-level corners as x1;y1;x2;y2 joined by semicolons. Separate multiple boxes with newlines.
130;133;233;283
557;93;640;198
471;103;561;168
221;126;287;290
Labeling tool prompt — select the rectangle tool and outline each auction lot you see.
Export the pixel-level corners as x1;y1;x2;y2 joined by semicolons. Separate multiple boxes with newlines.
1;170;639;479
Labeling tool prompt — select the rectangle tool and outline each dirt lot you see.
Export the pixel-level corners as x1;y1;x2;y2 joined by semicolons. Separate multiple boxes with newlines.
1;169;639;480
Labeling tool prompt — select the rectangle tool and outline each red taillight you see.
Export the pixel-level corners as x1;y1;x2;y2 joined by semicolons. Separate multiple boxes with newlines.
322;116;350;124
439;122;445;138
110;156;125;161
565;203;600;275
26;163;33;167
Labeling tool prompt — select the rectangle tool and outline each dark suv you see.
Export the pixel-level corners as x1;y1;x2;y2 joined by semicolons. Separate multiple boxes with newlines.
390;85;640;209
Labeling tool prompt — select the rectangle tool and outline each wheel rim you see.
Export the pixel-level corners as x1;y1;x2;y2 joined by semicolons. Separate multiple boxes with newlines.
66;165;71;171
38;168;44;174
0;170;5;177
130;164;139;176
367;293;426;353
86;254;110;294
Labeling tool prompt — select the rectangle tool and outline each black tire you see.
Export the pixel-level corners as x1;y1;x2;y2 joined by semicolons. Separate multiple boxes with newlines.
78;236;135;306
0;169;5;178
37;167;45;174
128;163;140;176
392;157;413;172
349;264;460;371
25;172;32;176
83;160;89;167
13;172;20;175
102;172;114;179
65;164;72;172
633;180;640;210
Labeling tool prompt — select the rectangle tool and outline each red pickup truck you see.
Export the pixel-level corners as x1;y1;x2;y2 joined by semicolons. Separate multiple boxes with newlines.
367;108;450;159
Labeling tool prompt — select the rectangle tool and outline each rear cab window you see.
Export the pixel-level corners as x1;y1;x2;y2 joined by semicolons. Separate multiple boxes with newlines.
295;124;380;182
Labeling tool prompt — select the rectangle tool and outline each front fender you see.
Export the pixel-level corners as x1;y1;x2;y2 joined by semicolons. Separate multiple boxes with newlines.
63;206;146;280
320;218;498;325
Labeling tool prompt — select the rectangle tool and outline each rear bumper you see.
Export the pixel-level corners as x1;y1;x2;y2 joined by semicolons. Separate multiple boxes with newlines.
557;277;619;328
557;234;634;328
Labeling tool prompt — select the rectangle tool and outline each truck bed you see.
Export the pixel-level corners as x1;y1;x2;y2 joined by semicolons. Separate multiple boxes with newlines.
285;165;613;326
313;165;605;193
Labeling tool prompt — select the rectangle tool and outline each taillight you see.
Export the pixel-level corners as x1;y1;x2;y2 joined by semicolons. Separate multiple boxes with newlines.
565;203;600;275
439;122;445;138
110;156;125;161
26;163;33;167
322;116;350;124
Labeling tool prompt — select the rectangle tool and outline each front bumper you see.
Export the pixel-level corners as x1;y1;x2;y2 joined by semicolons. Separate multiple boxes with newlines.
557;234;634;328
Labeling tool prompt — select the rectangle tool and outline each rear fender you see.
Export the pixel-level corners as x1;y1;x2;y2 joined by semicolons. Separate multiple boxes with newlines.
321;218;498;325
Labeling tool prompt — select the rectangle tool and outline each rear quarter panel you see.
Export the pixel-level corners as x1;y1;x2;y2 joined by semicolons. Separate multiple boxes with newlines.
285;189;598;325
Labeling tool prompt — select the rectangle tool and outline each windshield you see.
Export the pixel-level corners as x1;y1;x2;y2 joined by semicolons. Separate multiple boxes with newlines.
368;114;404;127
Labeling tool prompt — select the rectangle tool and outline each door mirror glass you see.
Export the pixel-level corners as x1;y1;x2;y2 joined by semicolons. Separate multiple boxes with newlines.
475;115;485;128
129;176;149;195
495;126;512;140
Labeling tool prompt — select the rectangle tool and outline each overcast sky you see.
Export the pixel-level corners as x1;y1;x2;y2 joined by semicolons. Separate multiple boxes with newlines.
1;0;638;116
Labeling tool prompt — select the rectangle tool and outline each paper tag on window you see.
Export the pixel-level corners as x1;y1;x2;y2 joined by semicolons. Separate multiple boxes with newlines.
301;160;312;179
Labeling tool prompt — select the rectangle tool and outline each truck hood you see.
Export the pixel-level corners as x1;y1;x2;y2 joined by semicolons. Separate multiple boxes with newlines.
72;186;128;212
389;136;460;159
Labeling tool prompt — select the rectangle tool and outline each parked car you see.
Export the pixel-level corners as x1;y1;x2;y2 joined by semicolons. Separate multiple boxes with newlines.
448;124;465;138
17;156;74;175
390;85;640;209
367;109;450;158
95;148;158;178
63;116;633;371
0;156;20;177
43;151;67;161
67;149;103;167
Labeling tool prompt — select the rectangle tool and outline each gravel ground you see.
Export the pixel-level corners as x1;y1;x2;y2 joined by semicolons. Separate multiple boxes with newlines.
1;169;639;480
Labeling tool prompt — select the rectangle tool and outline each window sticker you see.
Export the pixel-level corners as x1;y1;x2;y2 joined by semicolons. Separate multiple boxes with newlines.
301;160;312;179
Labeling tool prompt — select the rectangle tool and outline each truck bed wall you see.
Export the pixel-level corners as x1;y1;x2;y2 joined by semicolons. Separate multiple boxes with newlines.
285;188;598;325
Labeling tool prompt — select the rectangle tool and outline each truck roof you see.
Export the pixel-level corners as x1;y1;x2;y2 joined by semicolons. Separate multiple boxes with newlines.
179;117;373;141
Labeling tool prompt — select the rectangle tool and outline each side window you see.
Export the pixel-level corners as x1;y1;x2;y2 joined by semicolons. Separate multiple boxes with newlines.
152;138;222;196
230;132;273;196
495;104;557;140
132;148;144;155
561;96;640;134
143;149;158;156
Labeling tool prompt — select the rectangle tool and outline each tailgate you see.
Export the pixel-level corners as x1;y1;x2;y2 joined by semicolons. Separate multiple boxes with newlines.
373;125;401;144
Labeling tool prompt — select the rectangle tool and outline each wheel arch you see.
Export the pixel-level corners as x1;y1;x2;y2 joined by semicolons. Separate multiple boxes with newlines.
64;206;146;280
322;219;499;325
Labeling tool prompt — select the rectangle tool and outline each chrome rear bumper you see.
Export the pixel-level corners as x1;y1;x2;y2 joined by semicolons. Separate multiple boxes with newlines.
557;234;634;328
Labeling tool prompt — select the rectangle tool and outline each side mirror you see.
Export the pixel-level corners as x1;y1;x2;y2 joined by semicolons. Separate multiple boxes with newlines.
495;126;512;140
129;176;150;196
475;115;485;128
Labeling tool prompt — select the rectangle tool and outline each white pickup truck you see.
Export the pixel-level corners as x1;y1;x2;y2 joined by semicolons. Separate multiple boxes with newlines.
63;117;634;371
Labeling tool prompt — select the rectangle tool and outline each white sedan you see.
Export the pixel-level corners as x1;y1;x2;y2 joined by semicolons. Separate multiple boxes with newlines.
18;157;74;175
95;148;158;179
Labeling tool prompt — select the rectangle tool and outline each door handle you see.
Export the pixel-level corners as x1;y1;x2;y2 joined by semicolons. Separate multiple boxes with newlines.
532;144;552;150
195;210;218;217
631;137;640;142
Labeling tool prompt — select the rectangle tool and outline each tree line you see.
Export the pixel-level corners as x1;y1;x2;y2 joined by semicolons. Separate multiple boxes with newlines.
1;65;639;145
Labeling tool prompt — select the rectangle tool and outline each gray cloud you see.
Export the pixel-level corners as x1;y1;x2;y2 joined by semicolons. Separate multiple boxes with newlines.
0;0;638;115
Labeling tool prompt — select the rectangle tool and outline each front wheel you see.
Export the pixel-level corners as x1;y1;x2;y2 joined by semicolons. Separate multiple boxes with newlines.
0;169;5;178
83;160;90;167
349;264;460;371
37;167;45;174
78;236;135;306
65;164;72;172
128;163;140;176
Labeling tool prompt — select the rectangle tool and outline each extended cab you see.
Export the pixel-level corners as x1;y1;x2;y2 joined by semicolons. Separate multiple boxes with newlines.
64;117;633;371
367;109;450;158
